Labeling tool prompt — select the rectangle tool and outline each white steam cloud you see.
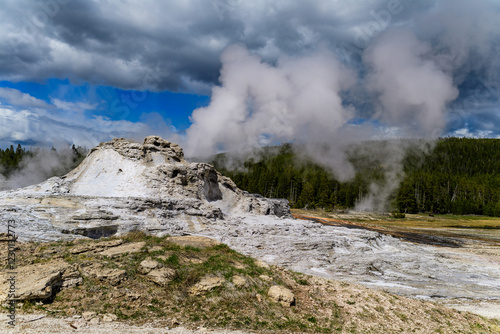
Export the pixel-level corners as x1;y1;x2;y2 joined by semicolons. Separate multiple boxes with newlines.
354;28;459;211
364;28;459;136
0;147;85;190
185;45;356;150
185;44;360;180
184;30;461;211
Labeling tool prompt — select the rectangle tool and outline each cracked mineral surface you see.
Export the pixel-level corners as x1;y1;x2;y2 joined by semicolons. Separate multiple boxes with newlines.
0;136;499;319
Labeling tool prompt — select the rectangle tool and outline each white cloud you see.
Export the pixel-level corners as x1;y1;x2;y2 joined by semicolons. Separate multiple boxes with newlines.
51;98;97;113
0;87;52;109
0;104;172;149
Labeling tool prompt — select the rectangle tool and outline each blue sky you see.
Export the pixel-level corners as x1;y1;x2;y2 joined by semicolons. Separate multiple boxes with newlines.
0;0;499;152
0;78;209;130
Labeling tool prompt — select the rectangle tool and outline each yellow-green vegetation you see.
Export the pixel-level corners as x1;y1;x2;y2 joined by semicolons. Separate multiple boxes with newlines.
292;208;500;243
5;232;500;333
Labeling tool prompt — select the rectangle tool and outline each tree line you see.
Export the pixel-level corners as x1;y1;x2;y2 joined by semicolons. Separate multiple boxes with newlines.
212;138;500;216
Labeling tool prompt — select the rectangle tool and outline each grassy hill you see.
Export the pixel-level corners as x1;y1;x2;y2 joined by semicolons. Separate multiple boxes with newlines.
1;232;499;333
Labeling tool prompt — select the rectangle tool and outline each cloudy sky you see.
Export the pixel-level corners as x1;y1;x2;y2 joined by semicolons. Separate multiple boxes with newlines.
0;0;499;152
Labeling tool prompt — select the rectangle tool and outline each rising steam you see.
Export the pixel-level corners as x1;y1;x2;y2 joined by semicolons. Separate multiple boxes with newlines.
183;27;461;211
0;147;85;190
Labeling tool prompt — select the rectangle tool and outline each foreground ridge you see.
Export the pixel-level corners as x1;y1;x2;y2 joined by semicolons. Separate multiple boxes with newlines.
0;233;498;333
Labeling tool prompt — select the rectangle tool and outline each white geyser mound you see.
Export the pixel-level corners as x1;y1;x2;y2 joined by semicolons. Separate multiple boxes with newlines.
0;136;290;241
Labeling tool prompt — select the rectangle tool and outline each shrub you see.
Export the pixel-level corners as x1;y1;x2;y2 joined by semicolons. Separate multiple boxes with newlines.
391;211;406;218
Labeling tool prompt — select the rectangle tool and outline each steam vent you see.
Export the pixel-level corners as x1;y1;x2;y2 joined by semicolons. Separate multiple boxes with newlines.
0;136;290;241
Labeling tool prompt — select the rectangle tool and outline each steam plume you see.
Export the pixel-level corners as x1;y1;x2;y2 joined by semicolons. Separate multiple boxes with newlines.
183;30;462;211
1;147;85;190
185;44;359;181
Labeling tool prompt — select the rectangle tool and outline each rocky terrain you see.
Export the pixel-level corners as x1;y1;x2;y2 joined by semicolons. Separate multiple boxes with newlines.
0;233;499;333
0;136;499;331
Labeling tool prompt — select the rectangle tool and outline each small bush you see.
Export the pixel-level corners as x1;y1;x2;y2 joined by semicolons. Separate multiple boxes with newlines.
391;211;406;218
307;316;317;323
123;230;148;242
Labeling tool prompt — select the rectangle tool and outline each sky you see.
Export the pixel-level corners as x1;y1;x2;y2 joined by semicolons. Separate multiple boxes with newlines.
0;0;499;152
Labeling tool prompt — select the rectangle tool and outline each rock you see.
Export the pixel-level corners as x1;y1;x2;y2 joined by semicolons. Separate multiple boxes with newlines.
61;277;83;289
102;313;118;322
268;285;295;307
95;268;127;286
168;235;220;249
82;311;97;321
146;268;176;286
0;260;80;302
147;245;163;253
259;275;272;282
97;239;123;248
69;319;87;329
139;258;161;274
255;260;270;269
70;243;97;254
189;276;225;295
70;239;123;254
127;292;141;301
110;290;125;299
179;253;208;265
64;225;119;239
232;275;246;287
61;266;83;289
71;211;118;221
100;242;146;257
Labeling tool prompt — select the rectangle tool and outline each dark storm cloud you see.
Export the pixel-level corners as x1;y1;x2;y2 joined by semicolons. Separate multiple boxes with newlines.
0;0;429;92
0;0;499;123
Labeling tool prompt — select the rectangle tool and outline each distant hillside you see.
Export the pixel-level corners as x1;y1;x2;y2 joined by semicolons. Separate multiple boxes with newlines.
212;138;500;216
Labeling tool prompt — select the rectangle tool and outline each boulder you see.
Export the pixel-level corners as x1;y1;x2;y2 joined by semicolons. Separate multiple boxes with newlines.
146;268;176;286
61;266;83;289
232;275;247;287
70;243;97;254
95;268;127;286
100;241;145;257
189;276;225;295
259;275;272;282
0;260;80;302
139;258;161;274
255;260;270;269
82;311;97;321
102;313;118;322
97;239;123;248
268;285;295;307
